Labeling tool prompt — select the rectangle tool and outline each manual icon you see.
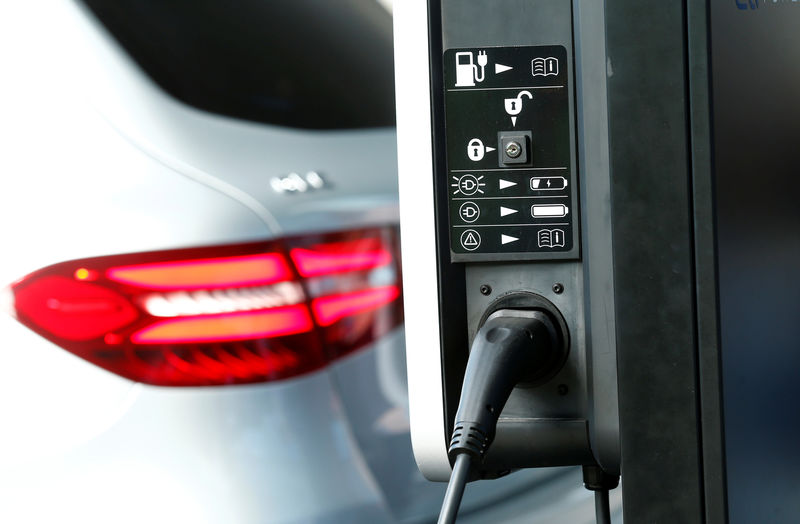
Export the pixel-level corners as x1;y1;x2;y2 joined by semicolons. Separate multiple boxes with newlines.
532;57;558;77
537;229;565;248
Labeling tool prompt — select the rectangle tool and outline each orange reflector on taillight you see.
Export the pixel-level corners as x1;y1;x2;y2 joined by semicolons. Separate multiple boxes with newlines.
107;253;292;290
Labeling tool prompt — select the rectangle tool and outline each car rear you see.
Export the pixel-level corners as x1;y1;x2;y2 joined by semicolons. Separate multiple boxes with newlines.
1;2;404;522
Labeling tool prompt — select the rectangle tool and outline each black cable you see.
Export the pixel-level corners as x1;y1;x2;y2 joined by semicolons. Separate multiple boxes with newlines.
583;465;619;524
437;309;561;523
437;453;472;524
595;488;611;524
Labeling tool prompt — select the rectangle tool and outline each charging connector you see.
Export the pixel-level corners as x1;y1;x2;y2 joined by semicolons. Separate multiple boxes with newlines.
583;464;620;524
438;309;562;523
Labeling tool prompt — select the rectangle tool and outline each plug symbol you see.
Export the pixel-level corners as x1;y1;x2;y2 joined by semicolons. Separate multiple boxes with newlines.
452;174;485;196
459;202;480;223
476;50;488;79
504;90;533;126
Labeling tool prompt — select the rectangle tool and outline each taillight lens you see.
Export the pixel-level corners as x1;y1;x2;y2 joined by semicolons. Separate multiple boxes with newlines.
8;227;403;386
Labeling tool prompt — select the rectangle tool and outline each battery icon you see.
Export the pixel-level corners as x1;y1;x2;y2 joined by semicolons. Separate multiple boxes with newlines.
531;204;569;218
530;176;568;190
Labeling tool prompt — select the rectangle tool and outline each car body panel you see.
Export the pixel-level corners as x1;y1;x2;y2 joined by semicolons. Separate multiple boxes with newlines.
0;349;391;524
67;0;400;238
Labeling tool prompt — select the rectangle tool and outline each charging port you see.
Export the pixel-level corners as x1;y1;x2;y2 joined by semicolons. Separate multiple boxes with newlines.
477;291;570;385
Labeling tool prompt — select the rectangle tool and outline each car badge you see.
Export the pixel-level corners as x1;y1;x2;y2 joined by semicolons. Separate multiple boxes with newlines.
270;171;328;194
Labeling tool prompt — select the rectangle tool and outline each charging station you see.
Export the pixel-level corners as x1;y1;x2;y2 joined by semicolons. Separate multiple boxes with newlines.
396;0;800;522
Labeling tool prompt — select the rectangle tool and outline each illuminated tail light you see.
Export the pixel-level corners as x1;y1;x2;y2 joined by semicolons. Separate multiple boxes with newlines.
8;227;402;386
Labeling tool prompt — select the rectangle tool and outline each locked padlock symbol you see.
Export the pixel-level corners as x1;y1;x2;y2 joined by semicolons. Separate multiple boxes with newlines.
504;90;533;116
467;138;485;161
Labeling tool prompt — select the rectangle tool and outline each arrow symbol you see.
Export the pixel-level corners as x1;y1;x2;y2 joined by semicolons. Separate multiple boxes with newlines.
501;234;519;245
500;206;517;217
485;146;496;153
495;63;513;74
511;116;517;127
499;179;517;190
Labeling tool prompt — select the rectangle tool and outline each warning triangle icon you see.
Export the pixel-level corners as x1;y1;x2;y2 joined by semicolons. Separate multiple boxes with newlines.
463;232;479;247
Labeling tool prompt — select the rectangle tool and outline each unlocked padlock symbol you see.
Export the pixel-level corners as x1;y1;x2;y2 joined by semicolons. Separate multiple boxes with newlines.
467;138;485;161
504;90;533;116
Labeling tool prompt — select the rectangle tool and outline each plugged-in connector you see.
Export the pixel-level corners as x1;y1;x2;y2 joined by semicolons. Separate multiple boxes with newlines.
437;308;563;524
448;309;560;460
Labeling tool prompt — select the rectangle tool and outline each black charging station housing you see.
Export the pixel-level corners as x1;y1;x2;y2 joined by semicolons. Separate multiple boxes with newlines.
399;0;800;521
427;0;619;480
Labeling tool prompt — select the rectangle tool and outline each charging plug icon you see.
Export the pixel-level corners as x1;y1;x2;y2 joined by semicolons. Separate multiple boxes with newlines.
455;51;488;87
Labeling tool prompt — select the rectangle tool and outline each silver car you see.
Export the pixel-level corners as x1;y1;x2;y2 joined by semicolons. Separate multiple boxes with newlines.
0;1;609;522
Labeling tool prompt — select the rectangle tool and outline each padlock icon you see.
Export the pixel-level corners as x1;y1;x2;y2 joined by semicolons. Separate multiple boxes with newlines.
467;138;485;161
504;90;533;116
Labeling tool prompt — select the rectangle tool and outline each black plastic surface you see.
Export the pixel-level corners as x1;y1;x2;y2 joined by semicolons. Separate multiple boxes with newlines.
687;0;728;521
605;0;706;521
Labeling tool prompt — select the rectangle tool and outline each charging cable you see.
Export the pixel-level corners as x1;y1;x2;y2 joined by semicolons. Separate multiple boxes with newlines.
583;464;620;524
437;309;561;524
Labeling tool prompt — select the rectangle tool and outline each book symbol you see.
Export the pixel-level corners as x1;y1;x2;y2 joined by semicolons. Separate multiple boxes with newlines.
532;57;559;77
538;229;565;248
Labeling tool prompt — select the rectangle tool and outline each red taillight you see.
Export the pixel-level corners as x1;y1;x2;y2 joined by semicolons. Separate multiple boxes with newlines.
312;286;401;327
14;275;138;341
9;227;403;386
290;238;393;277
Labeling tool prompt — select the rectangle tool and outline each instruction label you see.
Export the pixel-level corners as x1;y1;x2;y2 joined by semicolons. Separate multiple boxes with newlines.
443;46;577;260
